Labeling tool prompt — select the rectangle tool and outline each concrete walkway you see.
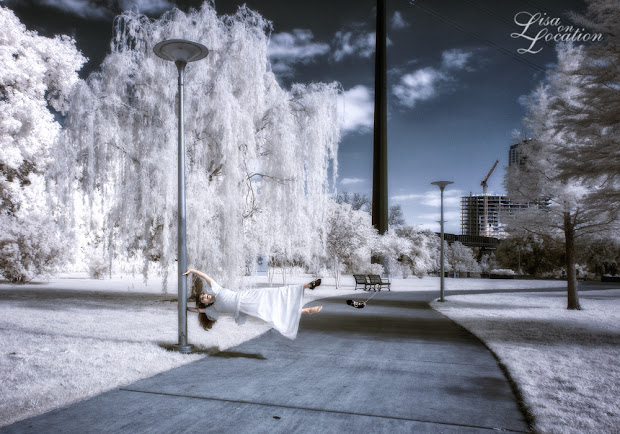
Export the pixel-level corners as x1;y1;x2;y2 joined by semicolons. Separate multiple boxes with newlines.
3;290;530;433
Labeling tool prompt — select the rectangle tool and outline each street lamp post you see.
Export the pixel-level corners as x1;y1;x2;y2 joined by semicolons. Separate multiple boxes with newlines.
431;181;454;302
154;39;209;354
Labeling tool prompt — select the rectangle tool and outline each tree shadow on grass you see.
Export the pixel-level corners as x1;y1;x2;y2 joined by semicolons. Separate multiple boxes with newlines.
437;300;545;310
0;288;176;311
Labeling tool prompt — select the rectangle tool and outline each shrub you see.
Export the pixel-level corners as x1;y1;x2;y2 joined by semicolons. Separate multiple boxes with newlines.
0;214;69;282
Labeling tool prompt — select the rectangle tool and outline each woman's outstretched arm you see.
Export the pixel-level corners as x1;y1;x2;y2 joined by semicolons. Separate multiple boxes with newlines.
187;306;205;313
183;268;215;287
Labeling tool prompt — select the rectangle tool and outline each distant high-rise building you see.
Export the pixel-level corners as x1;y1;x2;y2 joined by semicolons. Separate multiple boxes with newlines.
461;194;531;238
509;139;529;168
509;144;520;167
462;140;543;238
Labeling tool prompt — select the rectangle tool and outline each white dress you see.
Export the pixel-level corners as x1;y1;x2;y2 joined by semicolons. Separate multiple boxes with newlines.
203;279;306;340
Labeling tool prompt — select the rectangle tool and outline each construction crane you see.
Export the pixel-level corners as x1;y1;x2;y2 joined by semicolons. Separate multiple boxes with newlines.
481;160;499;237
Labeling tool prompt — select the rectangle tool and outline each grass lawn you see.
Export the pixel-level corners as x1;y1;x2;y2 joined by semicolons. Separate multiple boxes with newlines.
432;287;620;434
2;274;618;433
0;273;353;428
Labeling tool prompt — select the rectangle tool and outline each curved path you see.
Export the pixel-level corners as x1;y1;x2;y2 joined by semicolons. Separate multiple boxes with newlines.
3;290;529;433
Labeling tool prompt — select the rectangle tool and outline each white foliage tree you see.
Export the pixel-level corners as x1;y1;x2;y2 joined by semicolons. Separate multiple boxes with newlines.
553;0;620;208
446;241;480;277
53;5;339;289
326;201;378;288
396;226;440;278
479;252;497;274
376;228;412;277
0;7;86;281
506;44;616;309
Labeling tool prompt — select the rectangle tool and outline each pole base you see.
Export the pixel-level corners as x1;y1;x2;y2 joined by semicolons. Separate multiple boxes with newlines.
171;344;194;354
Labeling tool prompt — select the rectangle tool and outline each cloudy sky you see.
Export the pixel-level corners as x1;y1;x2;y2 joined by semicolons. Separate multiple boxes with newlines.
5;0;587;233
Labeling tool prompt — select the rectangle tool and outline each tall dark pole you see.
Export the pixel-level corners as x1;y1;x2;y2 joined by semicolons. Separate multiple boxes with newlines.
372;0;388;265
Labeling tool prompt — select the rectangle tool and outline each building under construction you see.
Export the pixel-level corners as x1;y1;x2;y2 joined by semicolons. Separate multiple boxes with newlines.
461;194;531;238
458;147;541;243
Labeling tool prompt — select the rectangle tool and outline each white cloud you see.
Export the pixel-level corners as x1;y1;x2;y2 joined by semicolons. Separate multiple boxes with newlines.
392;67;445;108
341;177;365;185
391;193;424;202
391;11;408;29
417;222;437;232
338;85;374;135
416;211;462;221
395;188;464;233
269;61;294;77
416;210;462;233
332;30;375;61
39;0;111;18
393;48;475;108
121;0;172;13
517;94;530;107
392;189;463;207
268;29;329;61
38;0;173;19
441;48;473;70
331;24;394;62
268;29;329;77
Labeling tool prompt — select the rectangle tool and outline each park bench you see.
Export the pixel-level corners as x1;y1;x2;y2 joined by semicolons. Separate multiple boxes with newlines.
353;274;372;291
368;274;391;291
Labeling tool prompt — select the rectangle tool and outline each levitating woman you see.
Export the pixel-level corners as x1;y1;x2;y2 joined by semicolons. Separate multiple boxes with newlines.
184;268;322;340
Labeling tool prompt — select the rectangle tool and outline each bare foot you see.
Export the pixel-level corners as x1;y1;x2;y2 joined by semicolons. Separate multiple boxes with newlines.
302;306;323;315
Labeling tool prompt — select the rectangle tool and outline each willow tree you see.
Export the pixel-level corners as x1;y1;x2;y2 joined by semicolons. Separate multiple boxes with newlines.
54;4;339;289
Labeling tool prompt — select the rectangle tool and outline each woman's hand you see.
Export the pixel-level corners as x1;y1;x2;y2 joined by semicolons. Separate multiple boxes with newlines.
182;268;212;286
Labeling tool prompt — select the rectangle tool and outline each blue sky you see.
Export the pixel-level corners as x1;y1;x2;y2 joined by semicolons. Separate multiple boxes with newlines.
6;0;587;233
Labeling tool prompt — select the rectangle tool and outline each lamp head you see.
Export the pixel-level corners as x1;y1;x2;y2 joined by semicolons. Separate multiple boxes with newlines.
431;181;454;190
153;39;209;63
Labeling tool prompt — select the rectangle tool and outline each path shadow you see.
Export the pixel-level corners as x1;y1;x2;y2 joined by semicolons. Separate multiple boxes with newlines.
157;343;218;355
157;343;267;359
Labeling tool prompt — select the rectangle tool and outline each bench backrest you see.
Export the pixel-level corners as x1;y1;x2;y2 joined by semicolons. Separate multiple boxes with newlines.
368;274;381;284
354;274;368;283
369;274;390;283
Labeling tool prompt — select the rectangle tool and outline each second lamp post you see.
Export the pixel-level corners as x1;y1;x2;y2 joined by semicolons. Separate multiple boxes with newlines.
431;181;453;302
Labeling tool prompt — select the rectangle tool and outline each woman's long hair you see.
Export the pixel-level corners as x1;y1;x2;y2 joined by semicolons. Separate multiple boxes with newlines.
196;291;216;330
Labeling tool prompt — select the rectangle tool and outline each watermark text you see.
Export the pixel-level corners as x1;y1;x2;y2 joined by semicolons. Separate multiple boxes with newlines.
511;12;603;54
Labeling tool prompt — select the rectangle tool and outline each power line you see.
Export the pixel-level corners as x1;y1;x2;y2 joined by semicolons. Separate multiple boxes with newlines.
517;0;569;21
516;0;583;29
406;0;547;73
462;0;555;50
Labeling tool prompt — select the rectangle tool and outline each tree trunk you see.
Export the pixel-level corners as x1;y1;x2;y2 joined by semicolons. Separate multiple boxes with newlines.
563;212;581;310
268;261;274;286
334;257;341;289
